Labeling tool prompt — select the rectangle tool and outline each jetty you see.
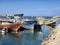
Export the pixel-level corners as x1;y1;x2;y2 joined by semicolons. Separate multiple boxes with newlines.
36;16;60;25
41;24;60;45
44;16;60;24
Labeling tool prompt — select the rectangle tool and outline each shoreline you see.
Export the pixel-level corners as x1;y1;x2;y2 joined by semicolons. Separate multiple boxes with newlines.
41;24;60;45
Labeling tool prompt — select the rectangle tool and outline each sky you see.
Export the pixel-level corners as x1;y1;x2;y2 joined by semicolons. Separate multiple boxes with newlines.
0;0;60;16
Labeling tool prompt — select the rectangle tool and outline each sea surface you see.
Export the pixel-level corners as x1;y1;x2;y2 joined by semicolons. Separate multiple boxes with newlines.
0;17;59;45
0;24;50;45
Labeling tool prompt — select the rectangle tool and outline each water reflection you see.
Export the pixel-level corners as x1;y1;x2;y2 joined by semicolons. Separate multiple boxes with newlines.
8;33;20;38
0;25;51;45
0;30;44;45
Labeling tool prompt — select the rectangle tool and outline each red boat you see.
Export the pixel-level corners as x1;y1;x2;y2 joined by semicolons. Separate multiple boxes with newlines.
0;22;24;31
0;14;24;31
0;18;24;31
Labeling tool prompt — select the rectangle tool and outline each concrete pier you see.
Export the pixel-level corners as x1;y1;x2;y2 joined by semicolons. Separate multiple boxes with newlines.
41;24;60;45
36;16;60;25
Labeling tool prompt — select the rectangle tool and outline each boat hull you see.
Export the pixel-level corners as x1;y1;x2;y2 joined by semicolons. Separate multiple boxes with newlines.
0;23;23;31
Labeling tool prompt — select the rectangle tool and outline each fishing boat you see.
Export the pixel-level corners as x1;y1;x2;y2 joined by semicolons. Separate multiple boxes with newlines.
0;20;24;31
0;14;24;31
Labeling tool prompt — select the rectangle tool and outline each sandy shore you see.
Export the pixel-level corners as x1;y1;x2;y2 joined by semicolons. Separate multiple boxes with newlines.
41;24;60;45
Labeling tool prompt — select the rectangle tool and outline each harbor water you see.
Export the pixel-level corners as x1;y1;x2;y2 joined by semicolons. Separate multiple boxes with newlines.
0;17;59;45
0;24;50;45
